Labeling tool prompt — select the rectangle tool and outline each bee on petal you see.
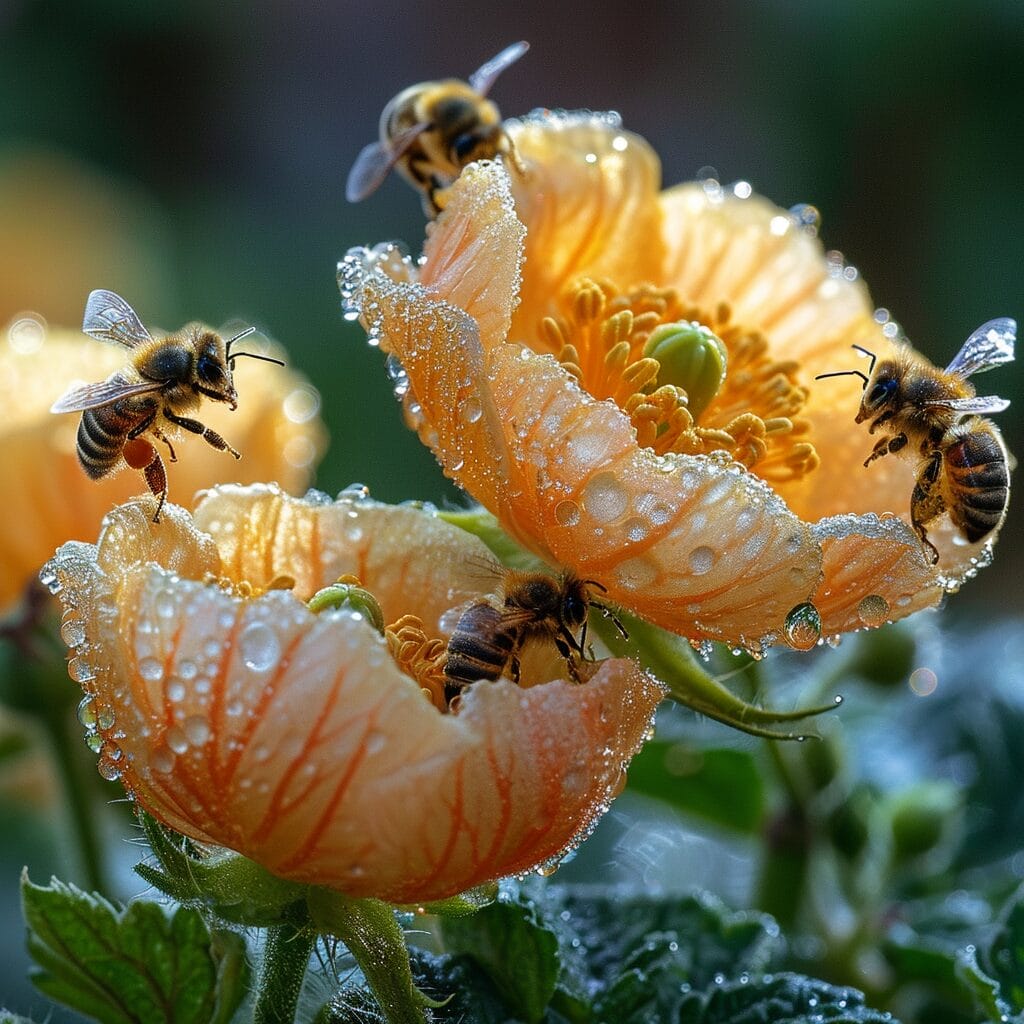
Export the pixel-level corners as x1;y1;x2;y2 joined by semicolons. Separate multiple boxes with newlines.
51;289;283;522
346;41;528;216
444;565;626;708
817;317;1015;562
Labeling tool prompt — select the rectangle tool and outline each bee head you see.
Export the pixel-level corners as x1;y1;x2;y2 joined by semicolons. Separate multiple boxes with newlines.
855;362;901;423
195;332;238;409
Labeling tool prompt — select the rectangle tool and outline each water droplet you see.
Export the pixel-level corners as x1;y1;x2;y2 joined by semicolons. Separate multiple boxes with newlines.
86;733;103;753
154;588;177;620
61;618;86;647
152;747;175;773
166;726;189;754
624;518;648;543
77;697;97;729
139;657;164;684
96;706;115;730
856;593;890;627
789;202;821;234
178;659;197;681
338;482;370;501
183;716;211;746
688;546;716;575
784;602;822;651
581;472;629;523
167;682;186;702
239;621;281;672
97;756;121;781
554;499;581;527
68;657;96;683
461;397;483;423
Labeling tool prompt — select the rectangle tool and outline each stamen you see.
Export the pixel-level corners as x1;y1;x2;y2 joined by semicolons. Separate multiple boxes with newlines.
385;614;448;712
203;573;297;599
544;277;820;483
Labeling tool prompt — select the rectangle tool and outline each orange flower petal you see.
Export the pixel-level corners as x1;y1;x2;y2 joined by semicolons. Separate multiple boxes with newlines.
46;486;663;902
0;324;326;610
505;112;664;345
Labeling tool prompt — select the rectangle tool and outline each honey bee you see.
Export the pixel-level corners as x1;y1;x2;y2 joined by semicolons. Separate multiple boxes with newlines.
443;567;625;707
817;317;1015;562
50;289;283;523
346;40;529;216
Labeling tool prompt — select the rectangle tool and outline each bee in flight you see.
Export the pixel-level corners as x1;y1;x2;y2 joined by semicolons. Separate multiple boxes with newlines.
346;40;529;216
50;289;283;523
816;317;1015;563
443;566;626;708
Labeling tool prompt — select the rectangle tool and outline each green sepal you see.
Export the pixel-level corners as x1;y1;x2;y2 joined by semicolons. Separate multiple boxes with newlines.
595;612;841;740
136;810;306;926
399;882;499;917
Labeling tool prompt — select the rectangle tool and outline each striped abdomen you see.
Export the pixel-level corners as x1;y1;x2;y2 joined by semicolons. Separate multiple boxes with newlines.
444;600;521;703
945;424;1010;542
76;386;153;480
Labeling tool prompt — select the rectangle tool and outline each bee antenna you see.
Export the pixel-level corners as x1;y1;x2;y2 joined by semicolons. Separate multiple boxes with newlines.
228;351;287;370
814;369;870;389
850;343;877;372
581;578;608;594
226;325;257;354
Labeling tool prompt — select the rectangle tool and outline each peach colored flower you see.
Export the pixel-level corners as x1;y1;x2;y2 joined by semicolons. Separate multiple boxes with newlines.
0;318;326;610
339;112;1002;652
43;484;662;903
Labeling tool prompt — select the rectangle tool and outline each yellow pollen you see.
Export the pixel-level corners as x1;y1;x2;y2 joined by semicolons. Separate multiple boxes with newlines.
203;573;296;599
385;614;448;712
542;277;820;483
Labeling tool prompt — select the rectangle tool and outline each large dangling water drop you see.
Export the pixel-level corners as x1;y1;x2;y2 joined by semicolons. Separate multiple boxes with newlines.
783;602;822;651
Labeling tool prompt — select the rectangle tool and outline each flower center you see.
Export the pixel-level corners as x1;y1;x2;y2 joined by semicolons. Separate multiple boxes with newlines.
385;614;449;712
539;277;819;482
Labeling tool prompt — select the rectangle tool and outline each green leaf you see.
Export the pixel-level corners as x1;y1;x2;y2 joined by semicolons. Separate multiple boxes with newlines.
676;972;898;1023
955;947;1019;1024
22;871;248;1024
0;1011;41;1023
551;889;780;991
592;930;700;1019
626;743;765;833
440;893;560;1023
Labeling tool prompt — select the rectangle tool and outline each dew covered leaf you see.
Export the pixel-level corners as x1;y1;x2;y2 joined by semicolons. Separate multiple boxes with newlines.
439;893;560;1023
675;972;898;1023
626;742;765;833
548;888;780;991
22;872;248;1024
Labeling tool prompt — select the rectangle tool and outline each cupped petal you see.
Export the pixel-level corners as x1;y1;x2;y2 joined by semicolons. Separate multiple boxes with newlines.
658;183;992;582
504;111;664;345
45;490;663;902
0;324;325;610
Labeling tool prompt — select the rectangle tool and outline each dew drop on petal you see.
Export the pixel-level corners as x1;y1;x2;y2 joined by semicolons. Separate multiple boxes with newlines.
688;546;716;575
86;733;103;753
154;588;177;620
61;618;86;647
856;594;890;627
68;658;96;683
139;658;164;684
554;499;581;527
167;682;186;703
183;716;211;746
152;747;175;773
239;621;281;672
581;472;629;523
96;705;115;731
166;726;189;755
77;697;98;729
784;602;822;651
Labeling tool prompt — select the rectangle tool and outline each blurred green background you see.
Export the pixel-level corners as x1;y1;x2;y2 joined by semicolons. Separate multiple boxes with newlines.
1;1;1022;1019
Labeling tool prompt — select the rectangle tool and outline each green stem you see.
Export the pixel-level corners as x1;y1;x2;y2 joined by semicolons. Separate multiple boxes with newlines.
308;889;446;1024
253;918;316;1024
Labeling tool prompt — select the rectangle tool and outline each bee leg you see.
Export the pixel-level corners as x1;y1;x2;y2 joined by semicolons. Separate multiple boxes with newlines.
164;411;241;460
911;451;945;565
594;601;630;642
509;654;522;685
142;451;168;524
863;432;908;467
553;635;582;683
149;426;177;463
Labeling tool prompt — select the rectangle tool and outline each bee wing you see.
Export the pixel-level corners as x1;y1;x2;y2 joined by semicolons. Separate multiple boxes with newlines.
345;123;429;202
468;40;529;95
925;394;1011;415
82;289;153;349
944;317;1016;378
50;377;164;414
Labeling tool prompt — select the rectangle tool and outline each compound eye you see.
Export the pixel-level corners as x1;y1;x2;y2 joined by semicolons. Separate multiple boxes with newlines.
868;379;896;406
452;133;479;161
197;353;225;387
564;593;586;626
